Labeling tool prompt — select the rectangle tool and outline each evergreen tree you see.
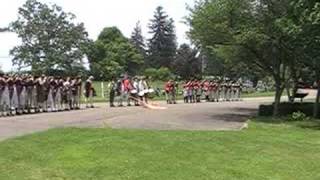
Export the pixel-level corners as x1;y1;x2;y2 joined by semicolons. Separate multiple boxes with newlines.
130;21;146;58
147;6;177;69
172;44;201;79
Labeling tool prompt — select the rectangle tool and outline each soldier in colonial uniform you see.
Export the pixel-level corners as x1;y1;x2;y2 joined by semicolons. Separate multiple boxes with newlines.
75;76;82;109
15;75;24;115
186;80;193;103
0;74;4;116
1;76;10;116
194;80;201;103
115;78;124;107
0;75;9;116
62;77;72;110
55;77;63;111
225;80;232;101
35;75;45;113
165;80;172;104
213;80;220;102
25;75;34;113
123;76;132;106
203;80;210;102
182;81;188;103
220;80;226;101
47;76;56;112
7;76;16;115
84;76;94;108
138;76;148;103
108;78;116;107
131;77;139;106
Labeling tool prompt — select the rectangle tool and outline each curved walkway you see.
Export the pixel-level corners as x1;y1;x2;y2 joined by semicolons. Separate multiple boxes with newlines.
0;97;275;141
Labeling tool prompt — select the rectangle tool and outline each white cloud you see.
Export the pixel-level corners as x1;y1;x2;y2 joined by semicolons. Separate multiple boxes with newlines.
0;0;194;72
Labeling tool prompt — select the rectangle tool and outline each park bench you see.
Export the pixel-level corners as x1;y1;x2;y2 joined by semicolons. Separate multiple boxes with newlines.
292;92;309;102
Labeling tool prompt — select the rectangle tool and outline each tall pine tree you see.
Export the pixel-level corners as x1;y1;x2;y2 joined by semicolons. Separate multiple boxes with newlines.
130;21;146;58
147;6;177;69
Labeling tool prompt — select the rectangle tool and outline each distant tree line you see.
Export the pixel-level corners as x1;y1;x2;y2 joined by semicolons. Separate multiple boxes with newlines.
8;0;204;81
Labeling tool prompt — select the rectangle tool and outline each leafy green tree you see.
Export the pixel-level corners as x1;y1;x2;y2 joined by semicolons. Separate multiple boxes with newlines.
188;0;297;116
144;67;172;81
9;0;90;75
147;6;177;69
88;27;144;80
172;44;201;79
286;0;320;117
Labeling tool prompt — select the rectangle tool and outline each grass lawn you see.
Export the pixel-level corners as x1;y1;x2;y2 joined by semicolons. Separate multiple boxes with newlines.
0;119;320;179
242;91;275;98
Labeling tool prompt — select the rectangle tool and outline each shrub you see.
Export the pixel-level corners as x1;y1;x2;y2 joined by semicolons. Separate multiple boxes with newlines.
157;67;172;80
259;102;318;117
144;67;173;81
289;111;309;122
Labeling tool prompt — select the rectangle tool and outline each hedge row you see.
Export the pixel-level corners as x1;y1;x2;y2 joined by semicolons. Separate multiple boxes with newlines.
259;102;320;117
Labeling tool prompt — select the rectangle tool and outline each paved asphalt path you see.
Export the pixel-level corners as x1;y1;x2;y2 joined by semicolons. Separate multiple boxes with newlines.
0;97;280;141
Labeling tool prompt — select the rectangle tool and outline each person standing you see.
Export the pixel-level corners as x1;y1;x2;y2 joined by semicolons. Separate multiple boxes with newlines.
165;80;172;104
75;76;82;109
1;76;10;116
123;76;132;106
25;75;34;113
182;81;188;103
15;75;24;115
56;77;64;111
138;77;148;103
115;78;124;107
108;78;116;107
84;76;94;108
203;80;210;102
48;77;56;112
131;77;139;106
8;76;16;115
171;81;177;104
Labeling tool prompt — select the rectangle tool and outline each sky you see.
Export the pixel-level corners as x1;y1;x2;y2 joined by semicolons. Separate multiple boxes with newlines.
0;0;195;72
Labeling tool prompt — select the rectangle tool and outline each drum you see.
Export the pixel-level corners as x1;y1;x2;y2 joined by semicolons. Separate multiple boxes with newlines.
138;91;145;97
148;89;155;93
130;89;138;94
147;89;156;99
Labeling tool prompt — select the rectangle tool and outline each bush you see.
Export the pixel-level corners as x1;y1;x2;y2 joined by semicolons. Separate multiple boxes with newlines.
144;67;173;81
259;102;318;117
289;111;309;122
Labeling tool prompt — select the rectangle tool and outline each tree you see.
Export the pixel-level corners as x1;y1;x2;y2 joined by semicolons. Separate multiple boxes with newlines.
0;27;9;32
9;0;90;75
204;46;267;84
130;21;146;59
88;27;144;80
188;0;298;116
287;0;320;117
172;44;201;79
147;6;177;69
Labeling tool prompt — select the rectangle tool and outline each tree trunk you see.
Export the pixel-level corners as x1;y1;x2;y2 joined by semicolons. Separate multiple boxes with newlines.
286;85;291;102
273;84;284;116
313;83;320;118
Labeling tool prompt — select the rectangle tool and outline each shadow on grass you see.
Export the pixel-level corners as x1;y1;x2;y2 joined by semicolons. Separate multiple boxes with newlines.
252;116;320;131
211;114;251;123
208;107;258;123
295;121;320;130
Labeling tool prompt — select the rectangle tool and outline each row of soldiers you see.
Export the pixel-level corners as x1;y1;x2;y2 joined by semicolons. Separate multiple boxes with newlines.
165;80;242;104
0;74;95;116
